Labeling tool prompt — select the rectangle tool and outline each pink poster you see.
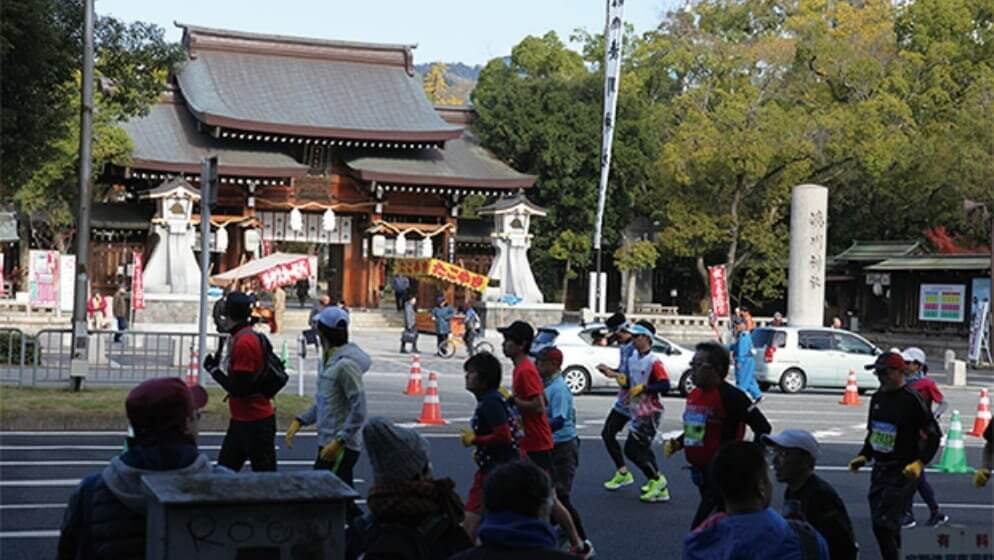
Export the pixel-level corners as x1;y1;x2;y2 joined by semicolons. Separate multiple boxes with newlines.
28;250;59;307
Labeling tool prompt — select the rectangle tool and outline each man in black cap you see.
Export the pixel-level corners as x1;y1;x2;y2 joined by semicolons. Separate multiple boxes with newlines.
204;291;278;472
58;378;216;559
848;352;941;560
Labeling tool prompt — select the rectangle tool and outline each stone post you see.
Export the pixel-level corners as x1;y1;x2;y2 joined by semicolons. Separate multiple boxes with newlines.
787;184;828;327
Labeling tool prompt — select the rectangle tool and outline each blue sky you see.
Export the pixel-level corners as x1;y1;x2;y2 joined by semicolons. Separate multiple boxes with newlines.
96;0;679;66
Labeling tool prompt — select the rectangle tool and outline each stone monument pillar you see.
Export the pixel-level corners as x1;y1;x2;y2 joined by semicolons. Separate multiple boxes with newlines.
478;194;547;304
787;184;828;327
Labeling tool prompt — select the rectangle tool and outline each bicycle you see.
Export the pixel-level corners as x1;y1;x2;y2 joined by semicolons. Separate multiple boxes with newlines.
439;331;494;358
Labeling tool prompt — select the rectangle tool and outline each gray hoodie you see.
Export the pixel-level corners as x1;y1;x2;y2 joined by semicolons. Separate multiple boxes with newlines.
297;342;372;450
100;453;217;513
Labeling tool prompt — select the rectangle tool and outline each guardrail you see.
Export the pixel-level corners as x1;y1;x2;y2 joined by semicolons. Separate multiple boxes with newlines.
0;328;318;394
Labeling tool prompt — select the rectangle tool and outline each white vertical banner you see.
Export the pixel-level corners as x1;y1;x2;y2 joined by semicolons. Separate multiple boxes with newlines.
592;0;626;315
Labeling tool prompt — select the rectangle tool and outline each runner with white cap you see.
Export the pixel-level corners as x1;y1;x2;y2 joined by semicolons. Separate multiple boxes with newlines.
899;347;949;528
763;429;858;560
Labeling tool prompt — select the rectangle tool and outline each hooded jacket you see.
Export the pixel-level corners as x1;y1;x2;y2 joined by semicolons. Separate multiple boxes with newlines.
297;342;372;450
57;444;222;560
449;512;575;560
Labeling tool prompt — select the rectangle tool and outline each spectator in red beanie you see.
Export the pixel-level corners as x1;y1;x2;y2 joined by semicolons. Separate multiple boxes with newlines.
57;378;221;559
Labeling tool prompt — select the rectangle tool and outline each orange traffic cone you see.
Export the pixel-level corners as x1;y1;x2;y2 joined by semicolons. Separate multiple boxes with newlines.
417;371;447;425
969;388;991;437
403;353;425;396
186;349;200;387
839;369;861;405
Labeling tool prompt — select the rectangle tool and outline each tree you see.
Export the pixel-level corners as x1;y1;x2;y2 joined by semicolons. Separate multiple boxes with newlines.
473;31;665;301
422;62;463;105
1;0;182;268
548;230;591;304
614;240;658;314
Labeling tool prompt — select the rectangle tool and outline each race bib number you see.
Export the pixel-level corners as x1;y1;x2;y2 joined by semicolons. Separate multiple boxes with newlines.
870;421;898;454
683;409;708;447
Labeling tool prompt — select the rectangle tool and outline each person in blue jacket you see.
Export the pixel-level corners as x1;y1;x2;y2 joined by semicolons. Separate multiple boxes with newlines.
537;347;590;552
729;316;762;402
432;296;455;356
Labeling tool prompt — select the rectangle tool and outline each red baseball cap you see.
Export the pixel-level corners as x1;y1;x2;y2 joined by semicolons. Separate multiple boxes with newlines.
537;347;564;369
126;378;208;440
865;351;906;372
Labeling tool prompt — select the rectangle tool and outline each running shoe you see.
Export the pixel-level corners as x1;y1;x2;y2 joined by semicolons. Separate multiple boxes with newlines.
639;476;671;503
926;511;949;527
603;470;634;490
571;540;595;559
900;512;917;529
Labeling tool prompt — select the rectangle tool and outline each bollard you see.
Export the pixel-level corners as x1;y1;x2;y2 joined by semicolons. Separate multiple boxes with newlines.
297;335;305;398
944;349;956;377
951;359;967;386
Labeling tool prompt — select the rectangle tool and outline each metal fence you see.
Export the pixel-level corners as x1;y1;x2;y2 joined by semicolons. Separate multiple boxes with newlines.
1;329;315;394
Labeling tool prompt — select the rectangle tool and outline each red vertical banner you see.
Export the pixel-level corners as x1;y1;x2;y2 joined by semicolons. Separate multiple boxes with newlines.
708;265;729;317
132;251;145;310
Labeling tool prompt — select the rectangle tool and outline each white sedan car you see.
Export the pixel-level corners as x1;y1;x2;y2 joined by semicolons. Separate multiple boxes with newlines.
531;323;695;396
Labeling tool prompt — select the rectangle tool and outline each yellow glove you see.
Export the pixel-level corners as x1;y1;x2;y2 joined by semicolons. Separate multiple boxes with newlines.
973;468;990;488
903;460;924;479
460;428;476;447
319;439;344;463
848;455;868;472
498;386;512;399
629;384;645;397
616;374;628;388
664;438;683;458
285;418;302;449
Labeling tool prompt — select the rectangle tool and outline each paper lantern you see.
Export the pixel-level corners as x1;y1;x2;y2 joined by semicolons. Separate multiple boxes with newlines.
244;228;261;253
322;208;336;232
371;234;386;257
289;207;303;232
420;237;433;258
214;225;229;253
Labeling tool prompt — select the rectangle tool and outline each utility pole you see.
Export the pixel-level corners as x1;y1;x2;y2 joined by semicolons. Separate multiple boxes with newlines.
198;156;218;382
69;0;95;391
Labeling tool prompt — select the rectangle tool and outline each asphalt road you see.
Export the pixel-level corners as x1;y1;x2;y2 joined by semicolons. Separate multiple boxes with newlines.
1;429;991;560
2;329;993;558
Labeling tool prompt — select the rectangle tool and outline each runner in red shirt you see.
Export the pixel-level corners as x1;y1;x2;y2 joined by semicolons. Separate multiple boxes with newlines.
203;292;277;472
499;321;592;557
664;341;771;529
900;347;948;528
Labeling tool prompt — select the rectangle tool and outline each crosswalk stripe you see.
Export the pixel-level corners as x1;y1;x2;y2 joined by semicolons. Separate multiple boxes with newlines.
0;530;61;538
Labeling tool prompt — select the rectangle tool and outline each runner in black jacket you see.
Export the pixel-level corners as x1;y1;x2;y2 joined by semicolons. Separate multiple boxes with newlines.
848;352;941;560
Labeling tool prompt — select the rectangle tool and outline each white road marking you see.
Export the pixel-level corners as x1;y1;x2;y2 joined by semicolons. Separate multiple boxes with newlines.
0;503;64;510
811;430;844;439
0;530;61;538
0;479;81;487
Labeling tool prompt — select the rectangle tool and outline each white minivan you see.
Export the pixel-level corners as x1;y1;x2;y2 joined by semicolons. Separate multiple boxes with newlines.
752;326;882;393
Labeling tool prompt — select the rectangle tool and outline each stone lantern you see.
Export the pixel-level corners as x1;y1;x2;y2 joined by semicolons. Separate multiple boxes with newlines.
478;193;547;304
142;178;203;295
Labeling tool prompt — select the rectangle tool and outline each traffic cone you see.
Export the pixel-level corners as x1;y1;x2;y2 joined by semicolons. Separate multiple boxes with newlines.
839;369;861;405
417;371;447;425
186;349;199;387
968;388;991;437
403;353;425;396
936;410;973;473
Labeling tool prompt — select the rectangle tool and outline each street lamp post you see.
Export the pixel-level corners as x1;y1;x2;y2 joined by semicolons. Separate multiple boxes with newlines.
69;0;95;391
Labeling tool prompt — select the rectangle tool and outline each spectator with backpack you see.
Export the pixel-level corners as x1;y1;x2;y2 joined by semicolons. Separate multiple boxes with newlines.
683;441;829;560
285;305;370;518
346;417;472;560
204;291;279;472
57;378;221;559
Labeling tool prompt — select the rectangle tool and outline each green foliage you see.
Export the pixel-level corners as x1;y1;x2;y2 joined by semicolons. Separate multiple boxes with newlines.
613;241;658;272
549;230;592;302
2;0;183;246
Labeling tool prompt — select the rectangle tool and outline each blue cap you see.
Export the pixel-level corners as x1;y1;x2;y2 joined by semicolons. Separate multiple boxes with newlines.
623;324;654;338
317;306;350;329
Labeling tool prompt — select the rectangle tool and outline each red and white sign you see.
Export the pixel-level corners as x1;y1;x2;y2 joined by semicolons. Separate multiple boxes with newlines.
131;251;145;310
708;265;730;317
258;257;312;290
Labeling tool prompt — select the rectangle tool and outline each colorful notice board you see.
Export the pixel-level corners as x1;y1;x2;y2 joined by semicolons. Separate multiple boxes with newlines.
918;284;966;322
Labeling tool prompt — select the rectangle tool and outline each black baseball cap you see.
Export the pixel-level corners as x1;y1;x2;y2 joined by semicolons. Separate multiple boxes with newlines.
604;312;627;333
498;320;534;345
224;291;256;319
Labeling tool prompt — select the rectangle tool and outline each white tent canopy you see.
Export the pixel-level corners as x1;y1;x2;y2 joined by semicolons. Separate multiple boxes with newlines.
211;252;312;289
